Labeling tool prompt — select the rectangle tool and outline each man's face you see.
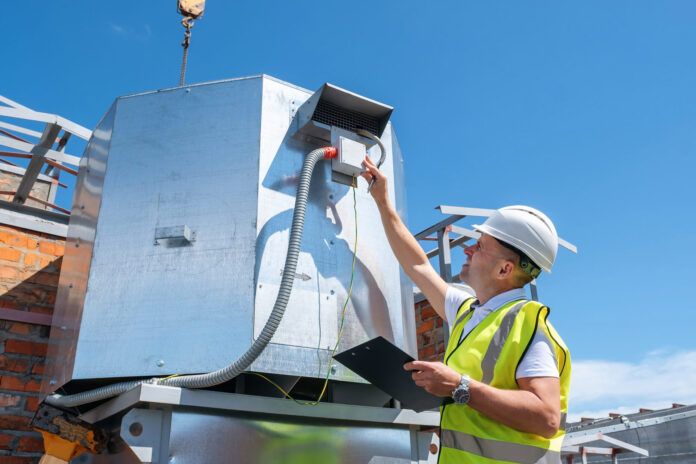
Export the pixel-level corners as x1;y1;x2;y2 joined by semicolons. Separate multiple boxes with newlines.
459;234;518;289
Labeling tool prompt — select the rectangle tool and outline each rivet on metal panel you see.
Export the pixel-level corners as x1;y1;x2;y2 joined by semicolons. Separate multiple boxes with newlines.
329;240;334;245
429;443;438;454
330;365;337;375
330;290;335;295
185;88;191;94
156;360;165;367
259;284;263;288
328;194;334;200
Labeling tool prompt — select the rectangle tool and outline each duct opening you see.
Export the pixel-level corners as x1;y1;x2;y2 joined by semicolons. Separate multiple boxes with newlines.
297;83;393;141
312;99;381;136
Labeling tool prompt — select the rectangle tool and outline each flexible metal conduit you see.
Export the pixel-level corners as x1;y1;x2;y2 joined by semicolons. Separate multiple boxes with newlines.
46;146;338;408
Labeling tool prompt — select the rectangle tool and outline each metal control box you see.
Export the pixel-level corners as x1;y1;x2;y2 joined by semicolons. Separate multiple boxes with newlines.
45;75;415;392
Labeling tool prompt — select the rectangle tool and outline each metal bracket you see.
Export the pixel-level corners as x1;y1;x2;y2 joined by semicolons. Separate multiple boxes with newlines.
154;225;195;246
120;408;168;463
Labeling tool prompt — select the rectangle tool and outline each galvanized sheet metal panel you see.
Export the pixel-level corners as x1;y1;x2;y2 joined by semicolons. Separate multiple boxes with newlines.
49;75;415;386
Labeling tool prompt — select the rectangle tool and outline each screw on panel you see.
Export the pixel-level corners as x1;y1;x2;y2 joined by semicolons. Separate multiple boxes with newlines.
129;422;143;437
330;365;337;375
156;360;165;367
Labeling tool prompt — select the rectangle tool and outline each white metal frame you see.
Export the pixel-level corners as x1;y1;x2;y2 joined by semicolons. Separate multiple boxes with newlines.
0;94;91;214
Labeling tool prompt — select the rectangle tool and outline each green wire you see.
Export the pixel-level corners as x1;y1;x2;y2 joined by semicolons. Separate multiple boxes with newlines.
253;184;359;405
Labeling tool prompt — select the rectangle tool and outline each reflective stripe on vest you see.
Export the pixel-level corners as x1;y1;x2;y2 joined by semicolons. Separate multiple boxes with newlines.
441;429;561;464
480;301;526;384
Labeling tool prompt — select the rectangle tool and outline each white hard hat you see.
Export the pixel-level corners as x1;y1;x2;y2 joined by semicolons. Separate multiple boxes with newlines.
473;205;559;273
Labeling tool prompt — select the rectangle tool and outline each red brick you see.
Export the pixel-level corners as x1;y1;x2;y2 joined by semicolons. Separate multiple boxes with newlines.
0;299;20;310
21;271;59;287
17;435;43;453
420;345;436;358
0;266;20;280
435;318;443;328
4;339;47;356
0;376;42;393
27;238;39;249
420;305;437;320
23;253;39;267
0;356;31;374
0;415;31;431
0;248;21;262
52;245;65;257
0;393;22;407
7;322;31;336
416;319;434;334
0;456;38;464
25;396;39;412
28;305;52;315
31;364;44;375
38;242;55;255
0;433;15;450
0;231;27;248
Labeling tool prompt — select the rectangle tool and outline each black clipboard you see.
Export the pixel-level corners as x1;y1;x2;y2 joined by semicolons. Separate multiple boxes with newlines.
333;336;443;412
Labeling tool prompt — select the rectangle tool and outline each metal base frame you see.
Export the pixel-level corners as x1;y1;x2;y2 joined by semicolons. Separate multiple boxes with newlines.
75;384;440;464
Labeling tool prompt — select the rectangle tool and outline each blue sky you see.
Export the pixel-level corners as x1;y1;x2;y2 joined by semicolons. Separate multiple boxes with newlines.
4;1;696;419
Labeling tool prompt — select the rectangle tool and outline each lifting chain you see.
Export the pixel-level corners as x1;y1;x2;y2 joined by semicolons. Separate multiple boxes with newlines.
176;0;205;86
179;17;195;86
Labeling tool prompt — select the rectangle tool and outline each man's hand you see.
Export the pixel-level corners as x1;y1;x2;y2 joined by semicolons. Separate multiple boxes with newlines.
361;155;388;205
404;360;462;397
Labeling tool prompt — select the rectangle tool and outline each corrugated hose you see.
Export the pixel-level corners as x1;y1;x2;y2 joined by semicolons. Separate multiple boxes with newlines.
46;146;338;408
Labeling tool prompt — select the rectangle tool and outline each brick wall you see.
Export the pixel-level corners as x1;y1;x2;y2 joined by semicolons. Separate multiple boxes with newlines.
414;296;446;362
1;224;64;463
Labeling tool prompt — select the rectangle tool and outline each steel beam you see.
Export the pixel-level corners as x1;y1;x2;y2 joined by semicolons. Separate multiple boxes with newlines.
413;214;463;240
12;123;62;205
437;228;452;282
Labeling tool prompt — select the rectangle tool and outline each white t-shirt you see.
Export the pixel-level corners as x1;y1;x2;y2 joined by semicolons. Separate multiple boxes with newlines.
444;285;559;379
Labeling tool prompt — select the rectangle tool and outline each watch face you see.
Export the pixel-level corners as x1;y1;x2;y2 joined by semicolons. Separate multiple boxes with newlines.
453;376;470;404
453;387;469;404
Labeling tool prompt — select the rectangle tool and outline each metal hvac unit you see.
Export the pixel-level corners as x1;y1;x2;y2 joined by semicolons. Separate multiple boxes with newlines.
45;75;415;394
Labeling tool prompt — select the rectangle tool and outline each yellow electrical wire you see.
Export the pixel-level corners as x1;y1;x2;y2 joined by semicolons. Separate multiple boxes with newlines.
252;184;359;405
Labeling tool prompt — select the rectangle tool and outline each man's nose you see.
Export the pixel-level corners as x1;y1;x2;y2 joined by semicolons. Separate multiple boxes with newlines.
464;244;475;258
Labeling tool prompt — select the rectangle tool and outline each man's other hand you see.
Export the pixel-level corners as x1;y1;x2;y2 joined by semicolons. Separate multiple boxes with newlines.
404;360;461;397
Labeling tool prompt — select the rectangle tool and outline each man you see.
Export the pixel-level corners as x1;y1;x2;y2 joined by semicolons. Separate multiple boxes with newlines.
361;156;570;464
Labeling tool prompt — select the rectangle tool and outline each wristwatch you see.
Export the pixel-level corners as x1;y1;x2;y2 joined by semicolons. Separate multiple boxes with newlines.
451;374;471;404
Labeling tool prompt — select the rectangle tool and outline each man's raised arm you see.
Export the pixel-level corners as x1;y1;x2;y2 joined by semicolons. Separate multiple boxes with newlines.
361;156;449;319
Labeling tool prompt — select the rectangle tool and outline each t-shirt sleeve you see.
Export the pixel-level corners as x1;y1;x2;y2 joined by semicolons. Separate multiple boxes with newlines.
515;330;559;379
444;285;475;327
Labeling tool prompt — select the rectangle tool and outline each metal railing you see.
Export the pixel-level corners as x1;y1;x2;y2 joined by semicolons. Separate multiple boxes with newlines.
0;94;91;215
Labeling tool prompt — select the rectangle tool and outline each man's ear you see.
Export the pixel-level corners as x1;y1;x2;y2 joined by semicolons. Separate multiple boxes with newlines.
498;261;515;280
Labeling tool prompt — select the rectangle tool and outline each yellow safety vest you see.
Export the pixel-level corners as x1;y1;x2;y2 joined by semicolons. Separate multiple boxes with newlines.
439;297;571;464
